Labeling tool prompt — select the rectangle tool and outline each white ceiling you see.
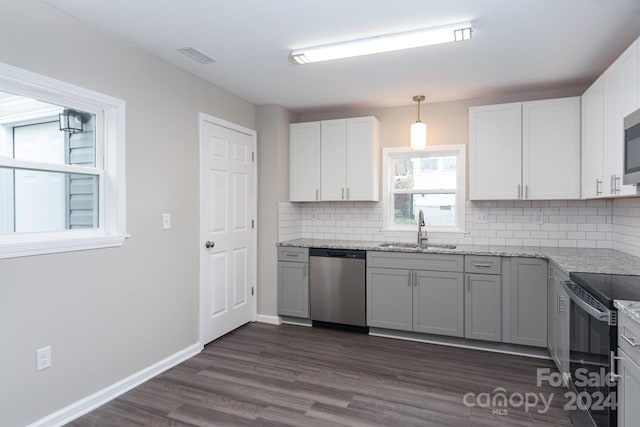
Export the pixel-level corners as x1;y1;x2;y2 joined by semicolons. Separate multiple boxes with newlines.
43;0;640;113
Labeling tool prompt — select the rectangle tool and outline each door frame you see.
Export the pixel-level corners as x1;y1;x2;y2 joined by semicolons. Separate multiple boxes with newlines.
198;112;257;347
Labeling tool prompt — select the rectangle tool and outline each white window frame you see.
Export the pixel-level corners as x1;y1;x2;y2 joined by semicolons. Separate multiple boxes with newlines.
383;145;466;236
0;62;126;258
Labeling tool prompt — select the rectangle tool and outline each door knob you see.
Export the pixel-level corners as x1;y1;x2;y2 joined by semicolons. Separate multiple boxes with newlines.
205;241;215;249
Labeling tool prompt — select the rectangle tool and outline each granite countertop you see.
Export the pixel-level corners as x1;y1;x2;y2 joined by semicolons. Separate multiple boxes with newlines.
278;238;640;276
615;300;640;324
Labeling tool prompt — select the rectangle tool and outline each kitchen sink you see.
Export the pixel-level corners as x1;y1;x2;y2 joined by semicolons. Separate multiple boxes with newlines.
378;242;456;250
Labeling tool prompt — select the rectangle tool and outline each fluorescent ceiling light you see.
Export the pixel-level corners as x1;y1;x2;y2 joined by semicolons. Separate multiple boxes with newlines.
291;21;472;65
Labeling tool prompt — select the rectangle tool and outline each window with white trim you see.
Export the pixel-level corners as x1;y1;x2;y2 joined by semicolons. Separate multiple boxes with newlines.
383;145;466;234
0;63;126;258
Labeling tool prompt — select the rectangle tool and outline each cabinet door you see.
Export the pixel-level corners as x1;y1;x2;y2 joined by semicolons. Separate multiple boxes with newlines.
366;268;412;331
320;119;347;201
547;271;556;359
581;76;606;198
346;117;379;201
289;122;320;201
522;98;581;200
277;261;309;318
509;258;548;347
604;57;636;196
465;273;501;342
621;39;639;117
619;349;640;427
469;102;522;200
413;270;464;337
556;285;570;377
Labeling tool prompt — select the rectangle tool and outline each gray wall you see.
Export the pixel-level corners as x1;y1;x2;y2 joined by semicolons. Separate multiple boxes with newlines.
256;105;298;317
0;2;255;426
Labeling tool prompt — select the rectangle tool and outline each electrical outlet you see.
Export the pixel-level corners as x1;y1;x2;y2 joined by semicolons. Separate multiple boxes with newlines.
533;212;544;225
475;208;488;224
36;346;51;371
162;213;171;229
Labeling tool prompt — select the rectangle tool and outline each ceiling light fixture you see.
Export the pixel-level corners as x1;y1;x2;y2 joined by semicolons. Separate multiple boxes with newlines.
410;95;427;150
290;21;472;65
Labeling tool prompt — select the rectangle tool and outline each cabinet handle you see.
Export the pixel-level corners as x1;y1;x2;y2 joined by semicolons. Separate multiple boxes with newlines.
517;184;522;199
621;334;640;347
303;264;307;278
408;271;412;287
524;184;528;199
596;179;602;196
347;187;350;200
558;295;566;313
472;263;492;268
316;189;319;201
610;175;615;195
284;253;298;257
466;275;470;291
610;351;623;381
414;271;417;287
614;175;621;194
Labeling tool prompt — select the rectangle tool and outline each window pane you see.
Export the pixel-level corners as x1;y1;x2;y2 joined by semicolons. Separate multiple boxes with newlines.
393;155;457;190
0;167;98;233
0;91;95;167
393;193;456;227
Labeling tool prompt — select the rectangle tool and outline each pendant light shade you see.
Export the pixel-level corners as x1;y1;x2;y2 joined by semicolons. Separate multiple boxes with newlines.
410;95;427;149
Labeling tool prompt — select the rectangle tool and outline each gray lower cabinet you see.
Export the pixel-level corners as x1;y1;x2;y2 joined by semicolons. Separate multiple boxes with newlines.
367;268;412;331
548;263;570;376
277;247;309;318
465;273;501;342
509;257;548;347
413;270;464;337
366;252;464;336
619;314;640;427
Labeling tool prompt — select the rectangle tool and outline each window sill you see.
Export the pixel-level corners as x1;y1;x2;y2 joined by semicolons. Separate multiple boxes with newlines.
383;228;467;239
0;231;127;259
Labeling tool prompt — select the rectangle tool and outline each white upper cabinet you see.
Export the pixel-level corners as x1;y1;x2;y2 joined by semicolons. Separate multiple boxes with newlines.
469;98;581;200
602;40;638;196
344;116;380;201
522;98;581;199
581;76;605;198
469;102;522;200
289;121;321;201
320;119;347;201
289;116;380;202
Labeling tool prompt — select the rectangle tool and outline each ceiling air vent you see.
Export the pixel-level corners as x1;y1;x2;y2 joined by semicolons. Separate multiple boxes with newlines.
177;47;216;64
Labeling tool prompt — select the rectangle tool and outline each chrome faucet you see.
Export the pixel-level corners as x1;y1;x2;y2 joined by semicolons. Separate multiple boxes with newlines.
417;209;428;246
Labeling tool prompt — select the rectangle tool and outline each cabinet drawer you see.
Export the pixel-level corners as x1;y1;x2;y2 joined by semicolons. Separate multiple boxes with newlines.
619;313;640;365
465;255;501;274
277;246;309;262
367;251;463;272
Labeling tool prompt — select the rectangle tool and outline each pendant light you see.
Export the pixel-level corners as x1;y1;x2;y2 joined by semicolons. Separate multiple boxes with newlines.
411;95;427;149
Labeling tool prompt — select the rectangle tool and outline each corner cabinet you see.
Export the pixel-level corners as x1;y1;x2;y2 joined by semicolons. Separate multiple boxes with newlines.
277;247;309;318
289;116;380;202
618;313;640;427
582;37;639;198
469;97;581;200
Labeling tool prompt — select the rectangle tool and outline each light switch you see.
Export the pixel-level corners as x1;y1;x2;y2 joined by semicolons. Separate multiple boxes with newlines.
162;213;171;229
475;208;488;224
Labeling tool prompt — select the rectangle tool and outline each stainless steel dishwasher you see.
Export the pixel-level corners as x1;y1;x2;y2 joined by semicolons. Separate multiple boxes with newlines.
309;248;366;328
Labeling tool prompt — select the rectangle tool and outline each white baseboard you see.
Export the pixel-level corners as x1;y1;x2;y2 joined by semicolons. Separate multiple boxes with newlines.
255;314;281;325
28;342;202;427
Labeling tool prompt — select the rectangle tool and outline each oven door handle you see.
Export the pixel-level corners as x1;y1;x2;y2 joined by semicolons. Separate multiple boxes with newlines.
562;281;612;323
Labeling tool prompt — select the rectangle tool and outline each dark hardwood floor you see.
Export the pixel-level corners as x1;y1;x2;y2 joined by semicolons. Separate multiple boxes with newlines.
69;323;572;426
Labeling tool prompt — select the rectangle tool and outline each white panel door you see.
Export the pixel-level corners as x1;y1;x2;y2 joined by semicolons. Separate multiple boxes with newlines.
522;97;581;200
320;119;346;201
469;102;522;200
200;117;255;345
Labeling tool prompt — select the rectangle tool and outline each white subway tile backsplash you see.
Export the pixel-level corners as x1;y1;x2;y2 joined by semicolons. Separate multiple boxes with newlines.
278;198;640;257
